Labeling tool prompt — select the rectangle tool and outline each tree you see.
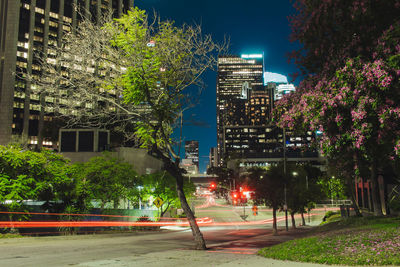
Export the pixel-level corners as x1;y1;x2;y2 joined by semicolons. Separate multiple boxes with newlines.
0;144;72;212
276;1;400;216
250;165;285;235
108;9;225;249
81;153;138;210
139;171;195;218
288;0;400;76
285;163;324;228
36;8;225;249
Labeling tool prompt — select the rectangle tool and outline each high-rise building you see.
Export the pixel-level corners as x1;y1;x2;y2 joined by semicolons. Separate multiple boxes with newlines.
208;147;218;169
217;55;319;167
274;83;296;101
264;72;288;84
263;72;296;101
0;0;134;146
185;140;199;171
216;54;265;164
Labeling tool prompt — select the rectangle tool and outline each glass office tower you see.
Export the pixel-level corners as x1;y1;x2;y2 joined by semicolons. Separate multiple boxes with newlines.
216;54;268;164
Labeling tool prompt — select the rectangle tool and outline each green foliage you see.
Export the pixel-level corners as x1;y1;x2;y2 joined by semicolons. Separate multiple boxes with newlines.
252;164;285;209
0;145;140;215
325;214;341;224
104;7;222;157
318;176;347;201
258;216;400;265
324;210;340;219
250;163;324;213
80;152;139;209
286;164;325;214
0;233;24;239
139;171;195;216
0;144;72;209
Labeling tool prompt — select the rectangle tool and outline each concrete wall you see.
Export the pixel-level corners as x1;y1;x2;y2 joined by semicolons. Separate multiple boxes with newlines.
61;147;163;175
115;147;163;175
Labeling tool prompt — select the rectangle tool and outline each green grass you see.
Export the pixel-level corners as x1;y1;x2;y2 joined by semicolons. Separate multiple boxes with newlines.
258;216;400;265
0;233;24;239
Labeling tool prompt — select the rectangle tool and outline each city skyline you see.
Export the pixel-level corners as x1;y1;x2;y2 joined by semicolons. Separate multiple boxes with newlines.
137;0;299;172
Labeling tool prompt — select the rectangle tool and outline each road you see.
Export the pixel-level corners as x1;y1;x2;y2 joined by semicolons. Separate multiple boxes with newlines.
0;225;329;267
0;197;338;267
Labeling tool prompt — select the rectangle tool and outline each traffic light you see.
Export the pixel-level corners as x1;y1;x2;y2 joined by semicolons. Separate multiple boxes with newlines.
231;191;239;205
252;205;258;216
241;191;248;203
209;182;217;191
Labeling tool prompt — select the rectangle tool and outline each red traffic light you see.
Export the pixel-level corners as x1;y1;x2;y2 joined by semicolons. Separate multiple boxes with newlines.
209;182;217;191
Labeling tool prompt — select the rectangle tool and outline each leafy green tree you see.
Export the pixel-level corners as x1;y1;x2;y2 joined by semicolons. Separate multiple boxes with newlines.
286;164;324;228
62;162;94;213
250;165;286;235
0;144;71;210
102;8;224;249
36;7;225;249
317;176;346;204
139;171;195;218
81;153;138;210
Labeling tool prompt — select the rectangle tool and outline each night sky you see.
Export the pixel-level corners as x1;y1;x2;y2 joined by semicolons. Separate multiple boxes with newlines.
136;0;299;173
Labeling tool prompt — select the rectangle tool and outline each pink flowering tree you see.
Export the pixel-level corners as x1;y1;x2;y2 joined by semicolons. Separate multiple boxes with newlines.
276;0;400;216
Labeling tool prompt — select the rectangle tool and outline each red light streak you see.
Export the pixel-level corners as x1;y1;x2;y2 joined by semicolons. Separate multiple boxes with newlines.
0;217;213;228
0;211;185;221
1;214;320;229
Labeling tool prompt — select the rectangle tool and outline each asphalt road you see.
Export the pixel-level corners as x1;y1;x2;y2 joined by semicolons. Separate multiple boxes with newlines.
0;197;338;266
0;226;334;267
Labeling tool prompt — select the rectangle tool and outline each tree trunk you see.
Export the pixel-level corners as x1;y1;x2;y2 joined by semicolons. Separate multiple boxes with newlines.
272;207;278;235
347;177;362;216
154;146;207;250
370;161;383;216
301;212;305;226
290;211;296;229
175;172;206;249
160;202;170;218
163;158;206;250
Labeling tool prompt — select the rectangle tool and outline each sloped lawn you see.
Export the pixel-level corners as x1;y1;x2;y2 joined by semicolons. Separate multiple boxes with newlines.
258;216;400;265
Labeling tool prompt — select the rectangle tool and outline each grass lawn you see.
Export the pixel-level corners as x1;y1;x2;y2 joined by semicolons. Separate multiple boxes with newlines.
258;216;400;265
0;233;24;239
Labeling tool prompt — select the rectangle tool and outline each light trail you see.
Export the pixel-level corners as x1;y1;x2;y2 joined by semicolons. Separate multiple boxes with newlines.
0;193;336;230
0;213;321;229
0;211;185;221
0;217;213;228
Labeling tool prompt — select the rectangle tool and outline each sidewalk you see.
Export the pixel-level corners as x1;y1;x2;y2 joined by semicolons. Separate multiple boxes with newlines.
75;249;339;267
74;227;348;267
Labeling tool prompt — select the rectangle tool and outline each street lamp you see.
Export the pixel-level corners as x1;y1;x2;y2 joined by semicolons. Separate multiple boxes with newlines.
137;186;144;210
283;128;288;232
